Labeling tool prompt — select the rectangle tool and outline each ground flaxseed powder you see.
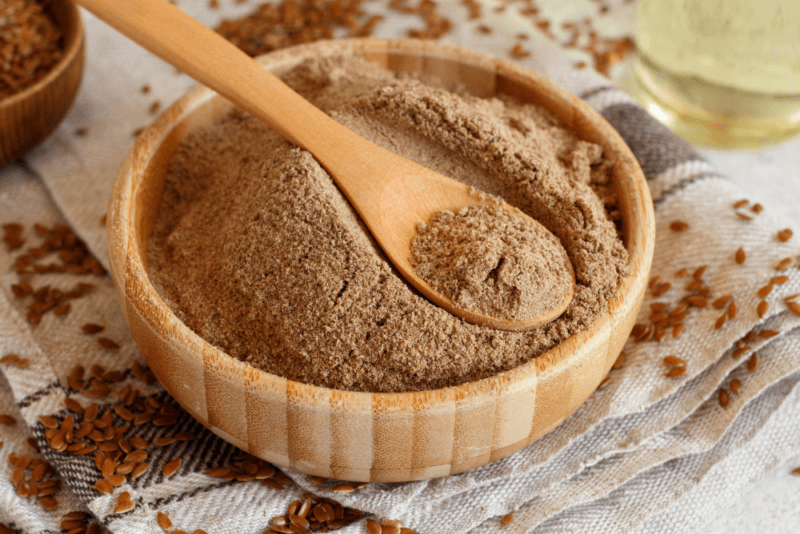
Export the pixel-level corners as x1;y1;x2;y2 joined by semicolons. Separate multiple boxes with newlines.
147;55;628;393
411;203;572;322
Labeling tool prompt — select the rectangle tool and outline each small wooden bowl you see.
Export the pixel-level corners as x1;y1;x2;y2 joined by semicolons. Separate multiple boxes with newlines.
0;0;85;165
108;39;654;482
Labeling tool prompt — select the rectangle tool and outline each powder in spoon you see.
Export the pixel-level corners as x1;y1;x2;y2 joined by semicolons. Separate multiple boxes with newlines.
410;203;572;322
147;54;628;393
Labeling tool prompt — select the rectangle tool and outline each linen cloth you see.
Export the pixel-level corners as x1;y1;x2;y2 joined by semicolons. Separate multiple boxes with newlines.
2;1;800;533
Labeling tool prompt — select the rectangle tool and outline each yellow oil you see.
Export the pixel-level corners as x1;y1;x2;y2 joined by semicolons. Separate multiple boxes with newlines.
631;0;800;148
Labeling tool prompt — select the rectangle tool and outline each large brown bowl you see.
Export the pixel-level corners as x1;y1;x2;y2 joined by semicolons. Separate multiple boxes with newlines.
107;38;655;483
0;0;85;165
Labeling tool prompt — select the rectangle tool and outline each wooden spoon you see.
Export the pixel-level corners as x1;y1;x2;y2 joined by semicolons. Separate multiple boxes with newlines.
76;0;575;331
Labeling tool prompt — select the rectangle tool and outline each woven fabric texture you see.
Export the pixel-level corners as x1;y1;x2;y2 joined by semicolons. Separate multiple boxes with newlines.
1;2;799;533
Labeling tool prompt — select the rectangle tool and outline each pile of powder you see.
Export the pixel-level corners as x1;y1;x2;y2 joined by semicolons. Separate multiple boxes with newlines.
410;204;572;322
147;54;628;393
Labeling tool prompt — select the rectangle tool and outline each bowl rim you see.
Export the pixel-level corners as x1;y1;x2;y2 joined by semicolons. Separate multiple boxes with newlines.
109;37;654;409
0;0;84;109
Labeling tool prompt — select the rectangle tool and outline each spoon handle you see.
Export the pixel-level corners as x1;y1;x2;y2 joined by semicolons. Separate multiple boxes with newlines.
74;0;397;196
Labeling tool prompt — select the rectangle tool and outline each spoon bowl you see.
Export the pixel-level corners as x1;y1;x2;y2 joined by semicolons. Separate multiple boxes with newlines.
75;0;573;330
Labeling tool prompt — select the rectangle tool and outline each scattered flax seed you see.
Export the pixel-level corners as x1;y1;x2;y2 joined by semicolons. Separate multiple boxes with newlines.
115;492;135;513
718;389;729;408
332;483;355;493
82;323;104;335
141;84;150;94
157;511;173;531
53;303;70;316
649;276;660;288
727;301;738;320
715;315;727;330
736;212;753;221
501;513;515;526
712;295;732;309
758;329;779;339
791;467;800;476
666;366;686;378
663;356;686;367
97;337;120;350
757;284;774;299
366;519;382;534
510;44;531;59
757;300;769;318
597;376;611;389
94;479;112;495
751;203;763;213
770;276;790;285
476;24;491;34
730;379;741;395
162;457;182;477
0;415;16;425
777;229;793;242
734;248;746;264
672;323;685;337
0;354;20;365
775;258;792;271
733;199;749;209
612;352;625;370
747;353;759;373
652;282;671;297
788;301;800;316
693;265;708;280
669;221;689;231
149;101;161;115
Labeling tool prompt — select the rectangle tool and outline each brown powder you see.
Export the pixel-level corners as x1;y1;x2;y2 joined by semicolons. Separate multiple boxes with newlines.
411;204;572;321
147;55;628;393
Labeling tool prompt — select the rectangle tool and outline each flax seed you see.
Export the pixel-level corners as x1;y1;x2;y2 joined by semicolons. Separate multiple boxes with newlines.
788;301;800;316
734;248;746;264
669;221;688;231
94;479;112;495
157;511;173;531
612;352;625;369
777;229;793;242
652;282;671;297
663;356;686;367
97;337;120;350
162;458;181;478
775;258;792;271
666;366;686;378
712;296;731;309
130;463;148;479
757;285;773;299
718;389;729;408
747;353;759;373
730;378;741;395
114;500;135;514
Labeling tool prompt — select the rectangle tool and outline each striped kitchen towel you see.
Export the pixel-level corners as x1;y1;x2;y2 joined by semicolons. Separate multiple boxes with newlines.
2;2;800;533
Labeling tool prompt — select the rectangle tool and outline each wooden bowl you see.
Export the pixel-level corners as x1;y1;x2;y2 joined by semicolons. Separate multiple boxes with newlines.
0;0;85;165
107;38;654;483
